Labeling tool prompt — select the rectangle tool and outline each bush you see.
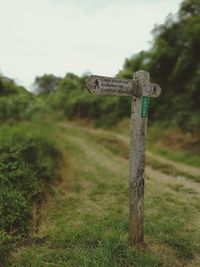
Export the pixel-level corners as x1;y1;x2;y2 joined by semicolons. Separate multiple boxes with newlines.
0;123;59;260
0;230;15;264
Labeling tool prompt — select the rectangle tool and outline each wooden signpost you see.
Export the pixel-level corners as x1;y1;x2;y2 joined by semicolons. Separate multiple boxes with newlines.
86;70;161;245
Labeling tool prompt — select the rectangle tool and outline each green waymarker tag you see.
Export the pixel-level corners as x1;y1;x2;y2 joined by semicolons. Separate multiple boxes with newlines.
141;96;149;118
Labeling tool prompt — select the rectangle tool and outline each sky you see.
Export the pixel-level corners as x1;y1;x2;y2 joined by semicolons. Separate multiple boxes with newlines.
0;0;183;89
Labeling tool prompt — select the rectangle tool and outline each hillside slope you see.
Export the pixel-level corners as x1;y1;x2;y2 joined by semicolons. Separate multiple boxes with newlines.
9;122;200;267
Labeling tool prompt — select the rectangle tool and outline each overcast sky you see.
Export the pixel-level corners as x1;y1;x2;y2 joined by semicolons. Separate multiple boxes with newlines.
0;0;182;88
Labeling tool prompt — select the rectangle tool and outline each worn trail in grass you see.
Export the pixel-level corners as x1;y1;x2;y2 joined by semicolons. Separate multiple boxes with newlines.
66;122;200;183
9;122;200;267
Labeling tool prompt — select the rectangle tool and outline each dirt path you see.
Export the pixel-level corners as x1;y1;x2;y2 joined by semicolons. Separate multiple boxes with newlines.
64;122;200;193
146;166;200;194
146;150;200;177
69;123;200;175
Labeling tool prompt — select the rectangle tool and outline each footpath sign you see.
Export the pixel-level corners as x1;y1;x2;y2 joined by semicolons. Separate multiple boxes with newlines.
86;71;161;245
86;75;135;96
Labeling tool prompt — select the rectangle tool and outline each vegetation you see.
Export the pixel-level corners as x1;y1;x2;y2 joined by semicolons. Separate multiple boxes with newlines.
118;0;200;132
7;124;200;267
0;0;200;265
0;77;60;264
33;74;62;94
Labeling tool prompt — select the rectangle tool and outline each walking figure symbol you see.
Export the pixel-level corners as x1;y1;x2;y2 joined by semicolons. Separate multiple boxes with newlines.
94;79;99;89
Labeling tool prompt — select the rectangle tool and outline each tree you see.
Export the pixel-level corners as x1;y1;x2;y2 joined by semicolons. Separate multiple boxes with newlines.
33;74;61;94
118;0;200;131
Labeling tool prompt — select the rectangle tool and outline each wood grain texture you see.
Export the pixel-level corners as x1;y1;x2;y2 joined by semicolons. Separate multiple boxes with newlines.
129;70;150;244
86;75;140;97
146;83;161;97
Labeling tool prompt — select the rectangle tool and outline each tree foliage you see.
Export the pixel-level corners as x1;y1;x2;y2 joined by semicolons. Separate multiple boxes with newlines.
34;74;61;94
118;0;200;131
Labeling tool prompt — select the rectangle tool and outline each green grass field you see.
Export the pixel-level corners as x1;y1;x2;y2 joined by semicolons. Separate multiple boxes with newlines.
8;122;200;267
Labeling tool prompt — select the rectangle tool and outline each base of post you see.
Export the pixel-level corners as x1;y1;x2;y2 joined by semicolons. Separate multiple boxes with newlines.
128;239;148;252
128;237;144;246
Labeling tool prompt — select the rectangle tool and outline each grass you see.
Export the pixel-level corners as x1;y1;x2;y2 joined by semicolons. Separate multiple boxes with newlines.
73;125;200;183
145;158;200;182
7;122;200;266
146;125;200;168
148;147;200;168
113;119;200;168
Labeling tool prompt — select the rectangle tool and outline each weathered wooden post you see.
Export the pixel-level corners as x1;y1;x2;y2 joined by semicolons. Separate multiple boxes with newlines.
129;71;150;244
86;70;161;245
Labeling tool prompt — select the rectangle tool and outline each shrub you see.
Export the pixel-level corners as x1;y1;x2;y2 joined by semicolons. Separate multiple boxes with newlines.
0;123;59;260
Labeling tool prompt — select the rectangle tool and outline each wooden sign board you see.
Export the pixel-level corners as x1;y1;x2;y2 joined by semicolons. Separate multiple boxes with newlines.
147;83;161;97
86;75;161;98
86;75;134;96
